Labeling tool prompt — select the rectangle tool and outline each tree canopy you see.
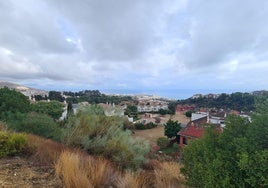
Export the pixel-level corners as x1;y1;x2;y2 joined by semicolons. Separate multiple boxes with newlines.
164;119;181;139
178;92;257;111
124;105;138;119
64;90;133;105
31;101;64;119
0;87;30;120
0;87;30;114
14;112;62;141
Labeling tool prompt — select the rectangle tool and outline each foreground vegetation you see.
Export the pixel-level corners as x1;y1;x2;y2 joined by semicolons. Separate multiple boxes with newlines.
0;124;186;187
181;101;268;187
63;106;150;169
2;87;268;187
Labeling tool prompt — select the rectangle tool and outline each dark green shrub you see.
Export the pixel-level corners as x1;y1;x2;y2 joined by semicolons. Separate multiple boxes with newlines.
11;112;62;141
31;101;64;119
146;122;157;129
0;131;27;157
135;123;145;130
185;110;193;118
135;122;157;130
0;87;30;116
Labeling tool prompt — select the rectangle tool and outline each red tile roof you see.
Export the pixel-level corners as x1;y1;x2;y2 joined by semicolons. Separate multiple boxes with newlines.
178;116;222;138
179;125;205;138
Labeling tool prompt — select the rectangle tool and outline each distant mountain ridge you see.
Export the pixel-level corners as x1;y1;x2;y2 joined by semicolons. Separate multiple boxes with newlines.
0;81;48;97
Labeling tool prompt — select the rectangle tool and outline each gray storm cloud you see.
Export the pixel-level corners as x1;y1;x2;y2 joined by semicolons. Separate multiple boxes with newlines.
0;0;268;92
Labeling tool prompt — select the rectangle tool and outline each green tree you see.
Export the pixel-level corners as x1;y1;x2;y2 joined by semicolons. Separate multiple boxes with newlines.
168;101;177;115
66;101;74;118
12;112;62;141
49;91;65;102
0;87;30;119
164;119;181;139
31;101;64;119
185;110;193;118
124;105;138;119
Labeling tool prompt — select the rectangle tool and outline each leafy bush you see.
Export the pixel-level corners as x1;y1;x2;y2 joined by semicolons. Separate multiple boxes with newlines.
185;110;193;118
135;123;145;130
0;131;27;157
31;101;64;119
64;113;150;169
135;122;157;130
77;104;105;116
158;109;172;115
157;137;169;148
10;112;62;141
146;122;157;129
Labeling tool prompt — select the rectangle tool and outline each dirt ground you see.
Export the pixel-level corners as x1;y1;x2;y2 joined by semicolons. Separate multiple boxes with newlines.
0;156;62;188
133;112;190;149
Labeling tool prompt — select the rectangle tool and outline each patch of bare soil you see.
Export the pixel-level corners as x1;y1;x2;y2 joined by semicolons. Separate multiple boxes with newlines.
0;156;62;188
171;113;190;125
133;125;165;148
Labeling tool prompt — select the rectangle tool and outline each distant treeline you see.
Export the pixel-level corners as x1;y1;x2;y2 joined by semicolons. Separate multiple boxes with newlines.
178;92;268;111
33;90;133;104
64;90;133;104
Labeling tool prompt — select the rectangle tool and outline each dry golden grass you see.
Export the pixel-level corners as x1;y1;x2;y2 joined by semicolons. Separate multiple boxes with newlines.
55;150;186;188
55;151;92;188
55;151;117;188
116;171;155;188
154;162;186;188
26;134;67;165
23;133;186;187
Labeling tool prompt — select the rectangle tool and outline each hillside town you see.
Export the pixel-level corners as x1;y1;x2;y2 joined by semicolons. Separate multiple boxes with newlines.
1;81;268;187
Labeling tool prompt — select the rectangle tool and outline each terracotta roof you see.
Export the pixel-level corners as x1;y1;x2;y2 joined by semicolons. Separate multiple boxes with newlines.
178;116;222;138
179;125;205;138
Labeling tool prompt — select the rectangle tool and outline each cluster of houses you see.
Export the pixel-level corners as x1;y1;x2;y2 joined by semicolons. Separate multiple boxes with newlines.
137;100;169;112
177;110;251;148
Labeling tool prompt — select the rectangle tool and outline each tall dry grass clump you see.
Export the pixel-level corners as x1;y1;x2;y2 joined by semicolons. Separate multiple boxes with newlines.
26;134;67;165
55;151;117;188
154;162;186;188
116;171;155;188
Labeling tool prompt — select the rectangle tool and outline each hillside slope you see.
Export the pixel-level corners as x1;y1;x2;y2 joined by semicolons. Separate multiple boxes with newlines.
0;156;62;187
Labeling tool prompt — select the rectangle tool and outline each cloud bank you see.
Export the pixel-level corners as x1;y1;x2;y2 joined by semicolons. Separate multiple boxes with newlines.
1;0;268;98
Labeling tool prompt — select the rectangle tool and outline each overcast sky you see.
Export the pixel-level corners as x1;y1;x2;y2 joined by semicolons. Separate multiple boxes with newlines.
1;0;268;99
